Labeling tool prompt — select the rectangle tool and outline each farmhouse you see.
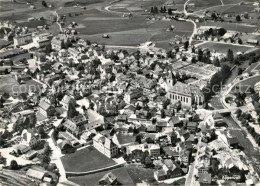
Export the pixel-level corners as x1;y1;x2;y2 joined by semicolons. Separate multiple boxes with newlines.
247;39;259;45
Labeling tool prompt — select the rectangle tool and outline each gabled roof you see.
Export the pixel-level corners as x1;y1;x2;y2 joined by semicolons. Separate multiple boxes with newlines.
38;101;51;110
26;168;45;179
61;95;73;104
99;172;117;184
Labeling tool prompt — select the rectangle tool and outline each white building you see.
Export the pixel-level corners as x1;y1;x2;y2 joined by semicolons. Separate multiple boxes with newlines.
20;129;41;148
93;133;118;158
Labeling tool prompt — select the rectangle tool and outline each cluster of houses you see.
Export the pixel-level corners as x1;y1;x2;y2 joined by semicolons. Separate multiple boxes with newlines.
195;26;259;46
0;20;259;184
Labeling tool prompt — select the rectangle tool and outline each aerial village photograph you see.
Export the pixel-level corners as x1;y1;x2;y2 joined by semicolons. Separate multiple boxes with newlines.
0;0;260;185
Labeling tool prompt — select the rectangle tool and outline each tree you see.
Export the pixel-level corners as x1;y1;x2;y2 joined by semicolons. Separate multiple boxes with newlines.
218;28;227;36
160;7;164;13
38;126;46;138
240;170;246;183
146;137;154;143
168;8;172;15
198;48;203;61
61;40;66;49
161;109;166;118
184;41;189;51
133;127;139;134
144;156;153;167
43;143;53;157
213;57;220;67
211;12;217;20
244;13;249;19
171;132;178;146
29;114;36;128
227;49;234;62
236;15;241;21
150;7;154;13
141;151;149;164
39;154;51;165
237;38;243;44
10;160;18;170
163;6;166;12
42;1;47;7
77;64;84;71
237;67;243;75
45;44;52;53
135;134;142;144
67;101;78;119
154;6;159;14
65;39;72;48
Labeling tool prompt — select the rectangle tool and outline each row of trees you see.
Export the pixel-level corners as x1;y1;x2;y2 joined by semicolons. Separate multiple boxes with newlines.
150;6;167;14
236;109;260;145
203;64;231;101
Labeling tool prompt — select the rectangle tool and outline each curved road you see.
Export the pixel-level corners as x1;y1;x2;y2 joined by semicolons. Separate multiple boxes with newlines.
183;0;196;44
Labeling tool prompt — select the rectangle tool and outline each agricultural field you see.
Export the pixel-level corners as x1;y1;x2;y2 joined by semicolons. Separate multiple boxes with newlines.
221;4;255;14
61;146;117;173
187;0;222;12
64;8;193;47
196;21;258;33
64;0;113;7
196;4;256;14
196;41;258;55
222;0;259;4
193;4;256;15
108;0;168;13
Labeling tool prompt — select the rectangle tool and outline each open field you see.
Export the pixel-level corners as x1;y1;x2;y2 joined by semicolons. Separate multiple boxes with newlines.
231;75;260;93
109;0;168;13
64;0;106;7
126;166;157;184
0;75;42;94
197;42;258;55
64;8;193;47
197;21;258;33
188;0;222;11
222;0;259;4
221;5;255;14
68;167;134;185
80;19;193;47
197;4;256;14
61;146;117;173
